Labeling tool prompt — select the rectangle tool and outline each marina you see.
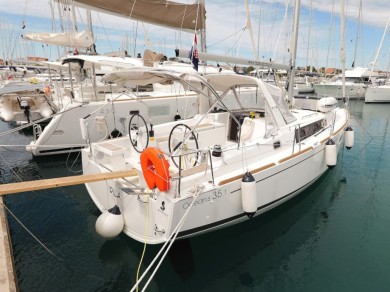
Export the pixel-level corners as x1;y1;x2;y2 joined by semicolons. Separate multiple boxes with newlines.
1;100;390;291
0;0;389;290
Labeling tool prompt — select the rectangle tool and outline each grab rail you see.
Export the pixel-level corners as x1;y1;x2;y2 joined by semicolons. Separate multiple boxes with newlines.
171;149;215;198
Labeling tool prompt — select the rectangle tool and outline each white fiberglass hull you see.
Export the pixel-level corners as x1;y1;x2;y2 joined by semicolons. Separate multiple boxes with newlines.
365;86;390;103
313;83;366;99
27;93;199;156
82;109;348;244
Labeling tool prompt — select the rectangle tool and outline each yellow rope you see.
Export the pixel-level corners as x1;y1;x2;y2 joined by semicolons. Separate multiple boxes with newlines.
135;194;149;292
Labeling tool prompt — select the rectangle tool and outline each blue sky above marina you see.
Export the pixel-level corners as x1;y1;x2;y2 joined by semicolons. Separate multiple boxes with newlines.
0;0;389;71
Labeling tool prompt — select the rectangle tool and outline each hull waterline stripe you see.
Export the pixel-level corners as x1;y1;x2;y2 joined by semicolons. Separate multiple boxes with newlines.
177;174;321;238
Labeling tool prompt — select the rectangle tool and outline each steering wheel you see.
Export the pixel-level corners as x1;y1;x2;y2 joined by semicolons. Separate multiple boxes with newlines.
128;114;149;153
168;123;199;170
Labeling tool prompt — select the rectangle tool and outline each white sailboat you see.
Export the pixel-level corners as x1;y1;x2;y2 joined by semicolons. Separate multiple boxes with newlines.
365;16;390;103
24;0;209;156
81;0;354;244
81;67;353;244
26;53;203;156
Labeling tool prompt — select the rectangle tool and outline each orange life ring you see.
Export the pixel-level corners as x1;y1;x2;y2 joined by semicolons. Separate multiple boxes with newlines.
140;147;170;192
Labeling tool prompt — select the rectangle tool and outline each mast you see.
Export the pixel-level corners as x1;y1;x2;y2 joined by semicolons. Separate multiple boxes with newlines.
369;16;390;80
341;0;346;98
326;0;335;70
244;0;256;57
352;0;362;68
256;0;262;60
86;9;96;53
305;0;313;71
49;0;61;59
287;0;301;103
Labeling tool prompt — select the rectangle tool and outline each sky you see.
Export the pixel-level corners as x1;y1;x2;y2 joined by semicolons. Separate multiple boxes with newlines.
0;0;389;71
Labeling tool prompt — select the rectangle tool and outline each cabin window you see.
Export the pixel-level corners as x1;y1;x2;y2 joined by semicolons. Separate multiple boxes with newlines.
295;119;323;142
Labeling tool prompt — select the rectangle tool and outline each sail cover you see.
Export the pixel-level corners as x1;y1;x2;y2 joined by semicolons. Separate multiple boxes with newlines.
71;0;205;31
24;30;94;48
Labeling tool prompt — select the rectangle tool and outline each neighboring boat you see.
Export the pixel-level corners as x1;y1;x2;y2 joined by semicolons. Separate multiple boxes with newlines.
81;68;353;244
365;84;390;103
313;67;374;99
0;83;55;124
25;53;233;156
364;17;390;103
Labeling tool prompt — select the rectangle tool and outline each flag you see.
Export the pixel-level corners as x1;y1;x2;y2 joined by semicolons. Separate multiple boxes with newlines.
189;34;199;71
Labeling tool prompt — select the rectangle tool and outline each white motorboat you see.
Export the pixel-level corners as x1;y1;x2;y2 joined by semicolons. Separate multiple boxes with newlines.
313;67;374;99
81;68;354;244
0;83;55;124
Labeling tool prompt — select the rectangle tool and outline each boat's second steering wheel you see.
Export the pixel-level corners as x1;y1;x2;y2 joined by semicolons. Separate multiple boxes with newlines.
168;124;199;170
128;114;149;153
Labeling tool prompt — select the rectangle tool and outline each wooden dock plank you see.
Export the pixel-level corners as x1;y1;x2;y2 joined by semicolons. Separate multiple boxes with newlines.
0;197;18;291
0;169;138;196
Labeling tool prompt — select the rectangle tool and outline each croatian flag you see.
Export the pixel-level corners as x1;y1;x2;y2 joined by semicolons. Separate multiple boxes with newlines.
189;34;199;71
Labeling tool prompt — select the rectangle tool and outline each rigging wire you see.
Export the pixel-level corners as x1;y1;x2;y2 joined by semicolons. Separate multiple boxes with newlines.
96;12;113;52
129;186;203;292
0;151;105;281
135;194;149;292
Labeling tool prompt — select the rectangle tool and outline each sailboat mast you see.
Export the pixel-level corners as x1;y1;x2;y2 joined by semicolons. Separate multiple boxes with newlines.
199;0;206;54
305;0;313;71
352;0;362;68
287;0;301;102
86;8;96;53
326;0;335;70
370;16;390;80
341;0;346;98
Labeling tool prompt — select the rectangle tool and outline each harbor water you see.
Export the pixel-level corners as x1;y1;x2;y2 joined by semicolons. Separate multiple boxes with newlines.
1;100;390;291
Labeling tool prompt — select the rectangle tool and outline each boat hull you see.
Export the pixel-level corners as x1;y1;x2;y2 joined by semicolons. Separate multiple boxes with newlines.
313;83;366;99
82;110;348;244
27;94;199;156
365;86;390;103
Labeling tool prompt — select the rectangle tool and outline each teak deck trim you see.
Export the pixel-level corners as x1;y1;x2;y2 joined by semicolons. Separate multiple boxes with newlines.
321;119;348;144
0;169;138;196
278;147;313;163
218;163;276;186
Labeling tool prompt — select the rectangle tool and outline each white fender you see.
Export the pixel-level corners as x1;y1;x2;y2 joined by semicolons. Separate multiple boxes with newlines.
38;102;53;118
345;126;354;149
325;139;337;167
0;98;14;121
241;172;257;218
95;205;124;239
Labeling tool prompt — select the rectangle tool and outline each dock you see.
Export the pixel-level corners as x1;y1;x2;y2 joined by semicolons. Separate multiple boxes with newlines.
0;169;137;291
0;196;18;291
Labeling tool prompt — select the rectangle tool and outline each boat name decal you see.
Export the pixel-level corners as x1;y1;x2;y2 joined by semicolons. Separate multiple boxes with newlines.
182;189;227;209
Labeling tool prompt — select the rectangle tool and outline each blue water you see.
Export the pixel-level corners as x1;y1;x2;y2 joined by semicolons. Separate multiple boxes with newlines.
2;100;390;291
